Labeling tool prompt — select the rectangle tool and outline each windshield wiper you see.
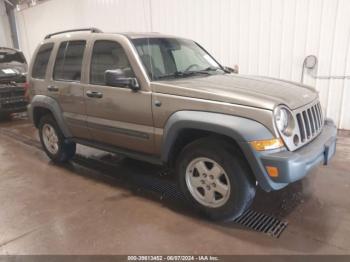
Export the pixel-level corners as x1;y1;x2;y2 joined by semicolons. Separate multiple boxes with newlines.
155;66;225;80
156;71;185;80
156;70;211;80
201;66;225;72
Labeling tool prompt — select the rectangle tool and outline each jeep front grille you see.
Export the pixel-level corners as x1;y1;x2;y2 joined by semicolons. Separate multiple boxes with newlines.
279;100;324;151
295;102;323;143
0;87;25;99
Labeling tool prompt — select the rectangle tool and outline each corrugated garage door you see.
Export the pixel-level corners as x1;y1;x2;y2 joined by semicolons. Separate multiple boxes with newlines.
15;0;350;129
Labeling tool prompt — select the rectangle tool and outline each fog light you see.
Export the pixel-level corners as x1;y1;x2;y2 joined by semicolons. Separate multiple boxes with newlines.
266;166;279;177
250;138;284;151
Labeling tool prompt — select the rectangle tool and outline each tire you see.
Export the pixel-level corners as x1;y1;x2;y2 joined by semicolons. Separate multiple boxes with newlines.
38;114;76;163
0;113;12;121
176;137;256;221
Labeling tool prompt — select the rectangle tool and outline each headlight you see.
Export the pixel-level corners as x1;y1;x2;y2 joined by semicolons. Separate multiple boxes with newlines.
274;106;294;136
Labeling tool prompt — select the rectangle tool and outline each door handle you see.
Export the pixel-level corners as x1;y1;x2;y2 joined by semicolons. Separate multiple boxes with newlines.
47;85;59;92
86;90;103;98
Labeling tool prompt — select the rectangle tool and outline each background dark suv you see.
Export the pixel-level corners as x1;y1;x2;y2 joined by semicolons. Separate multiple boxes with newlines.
0;47;28;119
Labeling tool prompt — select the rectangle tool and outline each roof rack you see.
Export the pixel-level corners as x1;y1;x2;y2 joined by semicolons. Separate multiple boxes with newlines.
44;27;103;39
0;47;20;52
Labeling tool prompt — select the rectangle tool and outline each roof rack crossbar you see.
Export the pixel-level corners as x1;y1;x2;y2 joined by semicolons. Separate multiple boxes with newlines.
44;27;103;39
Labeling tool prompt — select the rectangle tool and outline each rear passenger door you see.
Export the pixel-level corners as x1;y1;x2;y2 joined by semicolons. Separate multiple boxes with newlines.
85;40;154;154
51;40;91;140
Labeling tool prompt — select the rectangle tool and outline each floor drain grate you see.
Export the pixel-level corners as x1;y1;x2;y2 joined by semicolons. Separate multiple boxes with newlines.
234;209;288;238
73;155;187;203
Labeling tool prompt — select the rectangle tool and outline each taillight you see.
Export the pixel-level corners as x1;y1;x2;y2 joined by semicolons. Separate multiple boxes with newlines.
24;81;30;100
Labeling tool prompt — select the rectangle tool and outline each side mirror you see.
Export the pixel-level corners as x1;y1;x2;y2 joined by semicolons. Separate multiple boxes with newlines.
105;69;140;91
223;64;239;74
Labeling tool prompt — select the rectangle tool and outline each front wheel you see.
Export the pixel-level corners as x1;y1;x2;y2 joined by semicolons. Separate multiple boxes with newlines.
176;137;256;221
39;114;76;163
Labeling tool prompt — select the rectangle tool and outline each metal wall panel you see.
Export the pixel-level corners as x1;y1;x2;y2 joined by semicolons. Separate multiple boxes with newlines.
15;0;350;129
0;0;13;47
15;0;150;60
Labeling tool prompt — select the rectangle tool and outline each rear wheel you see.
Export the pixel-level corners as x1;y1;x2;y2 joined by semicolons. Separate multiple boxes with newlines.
38;114;76;163
176;137;256;221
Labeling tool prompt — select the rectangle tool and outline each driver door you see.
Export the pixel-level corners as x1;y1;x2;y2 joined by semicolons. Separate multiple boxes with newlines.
85;40;155;154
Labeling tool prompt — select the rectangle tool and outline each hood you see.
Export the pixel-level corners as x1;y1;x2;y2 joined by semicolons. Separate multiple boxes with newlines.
152;74;318;110
0;62;27;73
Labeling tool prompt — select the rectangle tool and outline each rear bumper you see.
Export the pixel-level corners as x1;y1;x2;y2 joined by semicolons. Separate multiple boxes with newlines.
242;119;337;191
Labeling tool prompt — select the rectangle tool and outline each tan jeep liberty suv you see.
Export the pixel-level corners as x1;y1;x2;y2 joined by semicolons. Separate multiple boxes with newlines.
27;28;337;221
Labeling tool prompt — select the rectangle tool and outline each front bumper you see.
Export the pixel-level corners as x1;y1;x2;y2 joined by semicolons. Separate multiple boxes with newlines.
0;101;28;114
0;86;27;114
242;119;337;191
0;98;28;114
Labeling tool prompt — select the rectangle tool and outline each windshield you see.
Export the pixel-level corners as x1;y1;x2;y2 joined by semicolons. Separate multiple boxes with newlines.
0;50;27;64
132;38;224;80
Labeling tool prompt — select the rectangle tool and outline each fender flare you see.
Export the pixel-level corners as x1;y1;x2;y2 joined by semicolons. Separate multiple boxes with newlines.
160;111;279;191
161;111;274;163
28;95;72;137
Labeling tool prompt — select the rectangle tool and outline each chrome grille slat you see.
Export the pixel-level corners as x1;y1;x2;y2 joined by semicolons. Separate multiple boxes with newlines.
315;103;322;127
318;104;322;125
296;113;306;142
312;106;319;130
302;111;311;138
315;104;321;129
307;108;315;135
317;103;323;125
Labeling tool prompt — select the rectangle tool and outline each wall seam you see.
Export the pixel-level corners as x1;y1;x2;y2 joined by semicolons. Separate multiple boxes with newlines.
338;24;350;128
325;0;340;120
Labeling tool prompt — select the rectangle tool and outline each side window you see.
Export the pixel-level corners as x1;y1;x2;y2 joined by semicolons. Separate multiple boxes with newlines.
53;40;86;81
90;40;135;85
32;43;54;79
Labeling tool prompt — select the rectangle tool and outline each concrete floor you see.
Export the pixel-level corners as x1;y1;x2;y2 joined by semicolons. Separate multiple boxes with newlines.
0;115;350;255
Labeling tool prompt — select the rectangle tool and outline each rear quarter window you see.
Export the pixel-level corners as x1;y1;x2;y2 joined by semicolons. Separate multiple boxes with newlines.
32;43;54;79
